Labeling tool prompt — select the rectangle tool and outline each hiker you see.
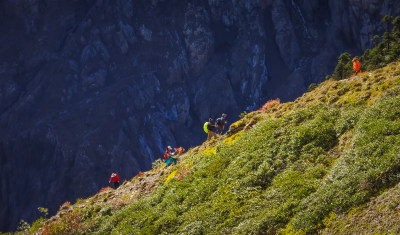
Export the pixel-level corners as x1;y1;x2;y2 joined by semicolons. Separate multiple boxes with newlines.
164;146;177;167
353;57;360;75
109;173;120;189
216;113;228;134
206;118;217;141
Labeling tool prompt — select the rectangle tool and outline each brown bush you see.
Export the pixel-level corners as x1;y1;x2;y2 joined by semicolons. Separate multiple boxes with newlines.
174;147;186;154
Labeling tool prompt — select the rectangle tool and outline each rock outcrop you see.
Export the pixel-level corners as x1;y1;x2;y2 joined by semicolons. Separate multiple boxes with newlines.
0;0;399;231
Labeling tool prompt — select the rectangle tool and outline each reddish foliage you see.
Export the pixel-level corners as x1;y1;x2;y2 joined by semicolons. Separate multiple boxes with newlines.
42;225;51;235
47;211;85;234
176;166;192;181
258;98;280;112
98;186;112;193
174;147;186;154
62;211;84;233
136;171;144;177
61;201;70;207
60;201;71;209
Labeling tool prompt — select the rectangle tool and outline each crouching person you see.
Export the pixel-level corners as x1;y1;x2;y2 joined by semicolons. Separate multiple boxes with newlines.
164;146;177;167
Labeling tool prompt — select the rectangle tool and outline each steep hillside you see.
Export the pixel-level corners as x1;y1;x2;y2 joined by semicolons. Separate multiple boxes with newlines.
15;60;400;234
2;1;400;231
322;183;400;234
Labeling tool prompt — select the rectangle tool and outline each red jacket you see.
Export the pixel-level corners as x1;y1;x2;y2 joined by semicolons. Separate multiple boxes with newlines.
109;174;120;183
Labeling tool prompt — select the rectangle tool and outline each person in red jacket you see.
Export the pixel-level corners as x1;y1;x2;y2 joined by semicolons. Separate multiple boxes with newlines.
109;173;120;189
353;57;361;75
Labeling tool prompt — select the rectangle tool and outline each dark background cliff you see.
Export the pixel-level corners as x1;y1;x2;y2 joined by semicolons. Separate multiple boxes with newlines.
0;0;399;232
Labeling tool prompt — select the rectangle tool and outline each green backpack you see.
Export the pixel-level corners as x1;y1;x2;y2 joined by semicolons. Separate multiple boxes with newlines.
203;122;209;133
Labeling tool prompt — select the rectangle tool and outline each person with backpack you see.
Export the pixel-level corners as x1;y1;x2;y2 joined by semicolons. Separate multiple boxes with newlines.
164;146;177;167
216;113;228;134
205;118;217;141
109;173;120;189
353;57;361;75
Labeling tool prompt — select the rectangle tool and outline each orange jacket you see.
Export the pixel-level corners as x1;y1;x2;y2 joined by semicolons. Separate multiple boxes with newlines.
353;60;360;72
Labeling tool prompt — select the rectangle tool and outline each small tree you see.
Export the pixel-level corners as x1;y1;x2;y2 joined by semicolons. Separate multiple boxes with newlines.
17;220;31;232
371;35;380;47
382;31;392;50
360;49;374;71
391;16;400;60
381;15;393;32
333;52;352;80
392;16;400;37
369;45;385;69
38;207;48;218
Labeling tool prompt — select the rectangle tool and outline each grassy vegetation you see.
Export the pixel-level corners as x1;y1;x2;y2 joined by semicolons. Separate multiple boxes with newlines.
322;183;400;234
18;60;400;235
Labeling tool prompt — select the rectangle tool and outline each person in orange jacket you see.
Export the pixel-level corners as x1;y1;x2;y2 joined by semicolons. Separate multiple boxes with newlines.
109;173;120;189
353;57;360;75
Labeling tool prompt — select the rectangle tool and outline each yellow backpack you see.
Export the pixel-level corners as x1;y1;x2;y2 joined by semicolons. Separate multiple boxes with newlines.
203;122;208;133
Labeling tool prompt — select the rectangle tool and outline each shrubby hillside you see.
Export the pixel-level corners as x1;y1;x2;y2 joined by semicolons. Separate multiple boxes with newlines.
2;2;399;231
12;60;400;234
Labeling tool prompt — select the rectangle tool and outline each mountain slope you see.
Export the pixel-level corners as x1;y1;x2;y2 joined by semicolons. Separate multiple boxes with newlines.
22;60;400;234
2;1;400;231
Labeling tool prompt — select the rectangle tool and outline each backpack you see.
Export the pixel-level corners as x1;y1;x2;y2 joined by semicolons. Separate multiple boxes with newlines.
164;152;168;160
203;122;209;133
216;118;222;126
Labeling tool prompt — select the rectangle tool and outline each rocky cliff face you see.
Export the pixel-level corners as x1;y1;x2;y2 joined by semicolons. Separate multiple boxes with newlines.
0;0;399;231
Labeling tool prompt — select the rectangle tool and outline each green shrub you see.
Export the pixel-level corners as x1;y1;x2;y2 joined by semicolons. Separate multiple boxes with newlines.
307;83;317;92
289;95;400;233
333;52;353;80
